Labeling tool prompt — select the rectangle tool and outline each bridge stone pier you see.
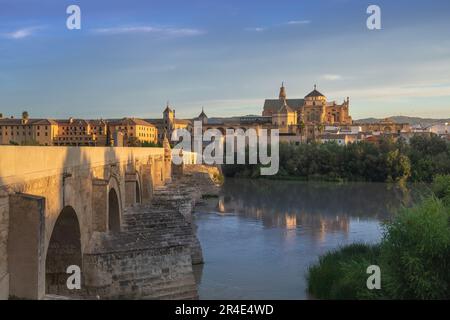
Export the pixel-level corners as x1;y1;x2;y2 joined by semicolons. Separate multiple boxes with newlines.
0;145;208;300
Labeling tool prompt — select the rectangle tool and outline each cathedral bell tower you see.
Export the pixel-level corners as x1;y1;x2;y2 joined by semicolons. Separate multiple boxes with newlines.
279;82;287;101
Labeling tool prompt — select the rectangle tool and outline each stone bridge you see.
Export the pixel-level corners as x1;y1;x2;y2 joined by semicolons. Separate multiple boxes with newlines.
0;145;211;300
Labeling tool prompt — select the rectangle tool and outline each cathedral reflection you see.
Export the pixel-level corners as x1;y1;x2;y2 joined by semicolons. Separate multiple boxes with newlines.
210;179;416;239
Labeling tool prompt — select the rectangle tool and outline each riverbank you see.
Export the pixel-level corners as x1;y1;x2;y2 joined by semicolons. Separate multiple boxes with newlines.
222;135;450;184
193;178;414;299
306;175;450;300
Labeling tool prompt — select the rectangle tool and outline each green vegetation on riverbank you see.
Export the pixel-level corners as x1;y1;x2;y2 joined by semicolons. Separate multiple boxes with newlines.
306;175;450;300
222;135;450;183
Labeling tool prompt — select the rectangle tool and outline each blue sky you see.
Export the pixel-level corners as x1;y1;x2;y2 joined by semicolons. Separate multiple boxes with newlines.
0;0;449;119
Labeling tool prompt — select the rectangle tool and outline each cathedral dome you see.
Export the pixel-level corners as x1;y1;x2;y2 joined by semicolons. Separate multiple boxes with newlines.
305;85;325;99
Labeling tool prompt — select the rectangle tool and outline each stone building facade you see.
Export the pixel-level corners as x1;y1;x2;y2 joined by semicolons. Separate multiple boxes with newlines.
0;113;58;146
147;104;191;144
53;118;108;146
108;118;158;145
263;83;352;126
0;114;158;147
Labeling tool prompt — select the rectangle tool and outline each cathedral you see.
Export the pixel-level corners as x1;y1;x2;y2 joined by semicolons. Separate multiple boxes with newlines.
263;83;352;125
150;83;355;145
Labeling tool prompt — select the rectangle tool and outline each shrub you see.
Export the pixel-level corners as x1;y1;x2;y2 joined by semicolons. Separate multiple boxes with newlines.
431;174;450;206
307;175;450;300
380;197;450;299
307;243;382;299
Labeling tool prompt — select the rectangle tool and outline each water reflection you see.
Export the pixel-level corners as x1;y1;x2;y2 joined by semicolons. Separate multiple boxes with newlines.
194;179;422;300
219;179;414;218
214;179;417;238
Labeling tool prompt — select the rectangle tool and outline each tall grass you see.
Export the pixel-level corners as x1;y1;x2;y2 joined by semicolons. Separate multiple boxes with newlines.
307;243;383;299
306;175;450;300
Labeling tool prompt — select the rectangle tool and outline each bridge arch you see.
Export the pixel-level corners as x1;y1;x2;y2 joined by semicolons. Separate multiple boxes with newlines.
45;206;82;296
108;188;121;232
135;172;142;204
107;174;123;232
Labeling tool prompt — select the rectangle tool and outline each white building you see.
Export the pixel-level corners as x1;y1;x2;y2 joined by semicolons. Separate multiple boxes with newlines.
428;123;449;135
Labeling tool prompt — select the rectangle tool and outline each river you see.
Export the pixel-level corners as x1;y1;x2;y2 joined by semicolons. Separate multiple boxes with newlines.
193;178;421;300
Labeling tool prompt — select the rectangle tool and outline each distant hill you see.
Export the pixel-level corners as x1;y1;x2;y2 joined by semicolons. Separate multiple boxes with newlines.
355;116;450;127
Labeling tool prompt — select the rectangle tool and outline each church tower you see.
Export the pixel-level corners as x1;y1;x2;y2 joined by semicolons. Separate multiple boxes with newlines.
163;102;175;139
163;102;175;127
196;107;208;125
279;82;287;101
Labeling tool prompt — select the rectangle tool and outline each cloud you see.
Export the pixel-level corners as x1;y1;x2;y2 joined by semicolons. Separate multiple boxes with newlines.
330;84;450;101
177;98;263;117
2;26;42;39
92;26;205;37
244;27;267;32
245;20;311;32
285;20;311;25
322;74;343;81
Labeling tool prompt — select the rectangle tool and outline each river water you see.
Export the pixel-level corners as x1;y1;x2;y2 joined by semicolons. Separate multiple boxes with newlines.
193;178;421;300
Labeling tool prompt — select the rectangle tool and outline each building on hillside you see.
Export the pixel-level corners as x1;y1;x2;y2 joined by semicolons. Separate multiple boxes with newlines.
356;118;411;135
428;123;449;136
0;112;58;146
320;133;360;145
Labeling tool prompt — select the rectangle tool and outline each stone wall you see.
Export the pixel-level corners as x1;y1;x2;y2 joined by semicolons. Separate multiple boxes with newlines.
0;146;170;299
0;147;215;300
151;164;222;265
0;194;9;299
82;204;199;299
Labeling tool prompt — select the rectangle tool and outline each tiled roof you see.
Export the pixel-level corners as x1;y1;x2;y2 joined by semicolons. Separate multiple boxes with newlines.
278;101;294;113
56;119;90;126
202;117;240;125
175;119;191;125
263;99;304;113
305;89;325;98
0;118;57;125
110;118;156;127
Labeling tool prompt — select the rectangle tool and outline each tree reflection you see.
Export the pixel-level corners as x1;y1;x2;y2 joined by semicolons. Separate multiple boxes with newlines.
212;179;423;237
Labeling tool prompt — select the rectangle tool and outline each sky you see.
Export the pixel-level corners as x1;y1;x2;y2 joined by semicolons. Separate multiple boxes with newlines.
0;0;449;120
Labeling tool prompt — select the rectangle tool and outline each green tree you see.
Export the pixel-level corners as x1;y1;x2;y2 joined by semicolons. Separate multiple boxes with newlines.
127;137;141;147
386;149;411;183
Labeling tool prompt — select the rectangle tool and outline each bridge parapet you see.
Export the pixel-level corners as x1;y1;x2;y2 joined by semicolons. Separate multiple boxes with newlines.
0;146;165;187
0;146;174;300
